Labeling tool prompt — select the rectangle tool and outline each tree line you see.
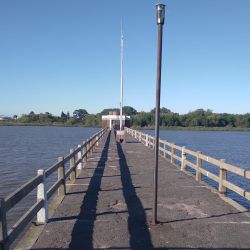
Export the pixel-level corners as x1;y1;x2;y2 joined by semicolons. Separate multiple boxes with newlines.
5;106;250;128
131;108;250;128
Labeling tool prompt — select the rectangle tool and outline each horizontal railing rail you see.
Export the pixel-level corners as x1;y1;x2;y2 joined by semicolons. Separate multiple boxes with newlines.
125;127;250;203
0;128;107;250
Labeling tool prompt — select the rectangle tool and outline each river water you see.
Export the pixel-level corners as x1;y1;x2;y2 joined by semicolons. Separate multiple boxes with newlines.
0;127;249;229
143;129;250;209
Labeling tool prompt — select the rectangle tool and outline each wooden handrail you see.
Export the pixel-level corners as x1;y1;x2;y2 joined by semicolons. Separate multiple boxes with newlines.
0;127;107;250
4;175;43;212
125;127;250;203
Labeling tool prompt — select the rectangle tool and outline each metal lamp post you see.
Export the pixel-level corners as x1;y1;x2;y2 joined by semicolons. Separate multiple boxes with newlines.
153;3;165;225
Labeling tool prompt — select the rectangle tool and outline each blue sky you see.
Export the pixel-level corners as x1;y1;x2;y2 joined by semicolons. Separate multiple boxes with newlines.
0;0;250;116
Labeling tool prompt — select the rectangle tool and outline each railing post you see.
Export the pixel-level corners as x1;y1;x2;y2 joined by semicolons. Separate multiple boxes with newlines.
83;141;87;164
145;134;149;147
181;146;186;171
58;156;66;196
164;143;167;158
92;136;95;153
37;169;48;224
139;132;142;142
77;145;82;174
219;159;227;194
171;143;175;164
95;135;98;147
196;151;202;182
96;134;99;146
92;136;96;150
70;149;76;181
0;198;8;250
88;138;91;155
93;136;95;151
86;140;89;158
90;137;93;154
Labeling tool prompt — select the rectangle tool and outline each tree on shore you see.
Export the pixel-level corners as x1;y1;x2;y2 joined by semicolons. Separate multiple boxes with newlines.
12;107;250;128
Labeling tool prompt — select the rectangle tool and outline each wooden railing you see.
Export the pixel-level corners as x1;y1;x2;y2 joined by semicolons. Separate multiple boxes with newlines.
125;127;250;203
0;128;107;250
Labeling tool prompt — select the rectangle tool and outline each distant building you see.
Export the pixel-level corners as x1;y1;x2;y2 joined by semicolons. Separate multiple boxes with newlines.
101;111;130;129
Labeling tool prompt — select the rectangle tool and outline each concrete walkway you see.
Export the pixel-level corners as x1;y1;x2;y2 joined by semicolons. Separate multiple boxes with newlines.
31;130;250;250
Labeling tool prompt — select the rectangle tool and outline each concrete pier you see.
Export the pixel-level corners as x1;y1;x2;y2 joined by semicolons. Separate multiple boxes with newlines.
30;130;250;249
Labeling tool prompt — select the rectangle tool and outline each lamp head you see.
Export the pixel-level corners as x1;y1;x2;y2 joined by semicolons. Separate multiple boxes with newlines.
156;4;165;25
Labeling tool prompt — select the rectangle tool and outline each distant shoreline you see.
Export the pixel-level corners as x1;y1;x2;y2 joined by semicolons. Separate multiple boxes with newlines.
1;122;250;131
133;126;250;132
0;122;100;128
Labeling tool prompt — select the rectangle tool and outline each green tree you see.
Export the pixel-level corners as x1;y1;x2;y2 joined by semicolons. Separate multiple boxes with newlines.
73;109;88;120
123;106;137;116
61;112;68;122
150;107;171;114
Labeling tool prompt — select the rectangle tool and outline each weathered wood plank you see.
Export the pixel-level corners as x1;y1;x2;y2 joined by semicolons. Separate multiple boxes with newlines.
196;151;202;182
4;175;43;212
245;191;250;200
47;179;64;200
45;160;63;178
199;168;219;182
222;162;245;177
223;180;245;197
219;159;227;194
70;149;76;181
185;148;197;157
199;154;221;166
7;199;44;245
185;160;197;170
246;170;250;179
172;144;182;151
173;154;182;162
58;156;66;196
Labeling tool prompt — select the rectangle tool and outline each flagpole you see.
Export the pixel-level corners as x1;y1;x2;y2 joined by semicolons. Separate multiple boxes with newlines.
120;24;124;131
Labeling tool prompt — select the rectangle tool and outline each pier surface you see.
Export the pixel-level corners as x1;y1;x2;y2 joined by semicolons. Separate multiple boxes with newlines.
31;130;250;249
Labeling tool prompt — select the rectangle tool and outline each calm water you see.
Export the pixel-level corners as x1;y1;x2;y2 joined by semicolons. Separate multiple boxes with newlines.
144;129;250;209
0;126;99;228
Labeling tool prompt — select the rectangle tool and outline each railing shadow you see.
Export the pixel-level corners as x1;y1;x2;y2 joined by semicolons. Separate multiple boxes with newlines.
116;141;153;250
68;131;111;250
160;210;249;224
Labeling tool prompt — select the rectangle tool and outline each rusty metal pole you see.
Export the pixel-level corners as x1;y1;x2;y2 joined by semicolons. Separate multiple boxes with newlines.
153;3;165;225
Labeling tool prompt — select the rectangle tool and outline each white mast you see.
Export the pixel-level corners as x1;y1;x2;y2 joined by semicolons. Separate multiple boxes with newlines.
120;23;124;131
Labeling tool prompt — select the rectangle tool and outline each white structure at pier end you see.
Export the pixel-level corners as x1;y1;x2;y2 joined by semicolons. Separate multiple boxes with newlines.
101;113;130;129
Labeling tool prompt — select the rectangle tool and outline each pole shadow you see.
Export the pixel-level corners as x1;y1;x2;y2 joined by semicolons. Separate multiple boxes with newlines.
116;141;153;250
68;131;111;250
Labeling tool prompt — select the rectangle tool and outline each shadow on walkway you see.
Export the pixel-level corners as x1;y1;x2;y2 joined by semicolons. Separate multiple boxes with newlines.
116;140;153;250
68;131;111;249
32;248;249;250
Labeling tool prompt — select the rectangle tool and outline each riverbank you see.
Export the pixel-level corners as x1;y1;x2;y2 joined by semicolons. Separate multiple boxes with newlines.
0;121;101;128
134;125;250;132
1;121;250;131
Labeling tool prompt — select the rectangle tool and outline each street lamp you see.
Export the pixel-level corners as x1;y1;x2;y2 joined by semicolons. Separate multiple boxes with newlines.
153;3;165;225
